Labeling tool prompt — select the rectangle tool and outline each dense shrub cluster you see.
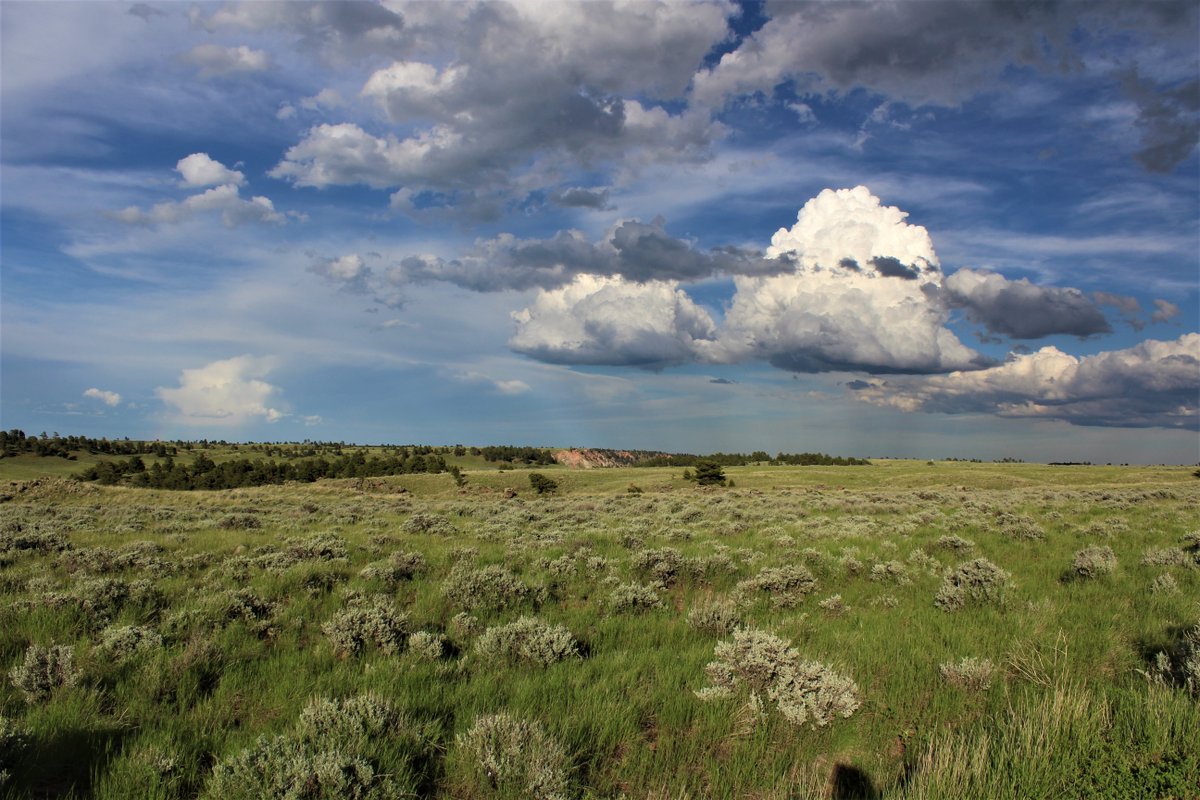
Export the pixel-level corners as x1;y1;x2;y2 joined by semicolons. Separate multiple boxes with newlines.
934;559;1011;612
9;644;79;703
1071;545;1117;580
360;550;426;585
205;694;432;800
442;564;531;612
322;595;411;657
98;625;163;664
631;547;689;587
734;565;817;608
457;713;571;800
607;582;663;614
697;628;861;729
475;617;580;668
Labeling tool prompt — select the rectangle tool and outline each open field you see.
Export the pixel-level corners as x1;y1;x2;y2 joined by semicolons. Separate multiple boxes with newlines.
1;459;1197;798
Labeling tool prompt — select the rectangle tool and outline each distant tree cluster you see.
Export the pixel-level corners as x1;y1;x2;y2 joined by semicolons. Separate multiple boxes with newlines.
479;446;556;465
639;451;869;468
77;450;447;490
1;430;174;460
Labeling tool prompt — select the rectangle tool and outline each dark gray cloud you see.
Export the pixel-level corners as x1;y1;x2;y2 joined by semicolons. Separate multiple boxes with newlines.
551;187;612;210
1152;298;1182;323
870;256;920;280
1094;291;1145;330
390;220;791;293
856;334;1200;429
943;268;1111;339
271;1;731;208
709;377;737;385
697;1;1198;171
194;1;407;61
1122;70;1200;173
128;4;165;21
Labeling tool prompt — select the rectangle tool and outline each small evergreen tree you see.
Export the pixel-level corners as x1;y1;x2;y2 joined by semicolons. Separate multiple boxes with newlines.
528;473;558;494
694;460;726;486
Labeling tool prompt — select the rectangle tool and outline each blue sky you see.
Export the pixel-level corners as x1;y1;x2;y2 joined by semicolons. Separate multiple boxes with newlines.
2;0;1197;463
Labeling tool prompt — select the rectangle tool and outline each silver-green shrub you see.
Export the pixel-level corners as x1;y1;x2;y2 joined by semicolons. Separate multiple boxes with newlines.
606;582;663;614
631;547;688;587
934;558;1011;612
404;512;456;536
938;656;996;691
322;595;410;657
9;643;79;703
734;564;817;608
1071;545;1116;580
474;617;579;668
869;561;911;585
205;693;432;800
697;628;860;730
407;631;445;661
1149;573;1179;595
1;714;29;787
457;713;570;800
687;599;740;635
442;564;531;612
1144;619;1200;697
98;625;163;664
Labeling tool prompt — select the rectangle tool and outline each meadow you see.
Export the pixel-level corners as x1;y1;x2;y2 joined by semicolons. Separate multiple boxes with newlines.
0;452;1197;799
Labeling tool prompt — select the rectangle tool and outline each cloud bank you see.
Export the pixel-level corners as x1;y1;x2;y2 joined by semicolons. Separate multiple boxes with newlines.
854;334;1200;429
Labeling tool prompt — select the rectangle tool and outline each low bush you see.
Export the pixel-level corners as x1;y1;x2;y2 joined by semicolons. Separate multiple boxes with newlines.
322;595;411;657
442;564;531;612
457;712;571;800
474;617;579;668
938;656;996;691
687;599;740;635
1071;545;1116;580
98;624;163;664
934;558;1011;612
606;582;663;614
734;564;817;608
697;628;861;729
10;643;79;702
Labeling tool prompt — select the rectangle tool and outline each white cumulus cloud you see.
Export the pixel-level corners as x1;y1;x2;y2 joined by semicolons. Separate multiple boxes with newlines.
83;387;121;406
510;274;717;369
156;355;286;426
712;186;985;374
176;153;245;187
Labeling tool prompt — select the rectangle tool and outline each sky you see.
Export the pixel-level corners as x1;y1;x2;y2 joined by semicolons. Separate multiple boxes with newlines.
1;0;1198;463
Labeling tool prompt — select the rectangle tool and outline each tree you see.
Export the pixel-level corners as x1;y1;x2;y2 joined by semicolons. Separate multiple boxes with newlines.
694;460;726;487
528;473;558;494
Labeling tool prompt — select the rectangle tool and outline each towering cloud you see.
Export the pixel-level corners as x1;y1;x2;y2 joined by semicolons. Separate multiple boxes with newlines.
711;187;985;374
156;356;286;426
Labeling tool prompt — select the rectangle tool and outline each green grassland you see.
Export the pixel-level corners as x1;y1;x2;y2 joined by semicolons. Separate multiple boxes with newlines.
0;457;1197;798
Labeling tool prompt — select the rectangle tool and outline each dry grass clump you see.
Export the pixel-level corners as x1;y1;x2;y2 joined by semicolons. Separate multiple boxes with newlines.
734;564;817;608
457;712;571;800
474;617;580;668
938;656;996;691
9;643;78;703
322;595;411;657
697;628;860;729
934;558;1011;612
